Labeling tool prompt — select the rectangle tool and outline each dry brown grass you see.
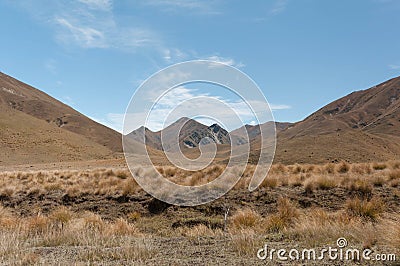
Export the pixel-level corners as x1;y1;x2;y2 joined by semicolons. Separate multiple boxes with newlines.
388;169;400;180
231;208;261;230
313;175;337;190
345;197;386;221
0;207;151;264
372;162;387;171
1;160;398;199
336;161;350;173
265;197;299;233
1;160;400;263
178;224;223;238
260;176;278;188
346;178;373;197
229;229;261;257
0;168;141;198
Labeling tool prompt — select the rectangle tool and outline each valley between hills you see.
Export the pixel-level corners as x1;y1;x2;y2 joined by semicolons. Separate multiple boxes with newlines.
0;72;400;265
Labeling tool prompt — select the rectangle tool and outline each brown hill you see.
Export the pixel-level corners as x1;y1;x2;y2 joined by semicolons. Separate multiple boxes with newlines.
230;121;292;145
127;117;231;151
274;76;400;164
0;72;126;165
0;103;114;165
0;72;122;152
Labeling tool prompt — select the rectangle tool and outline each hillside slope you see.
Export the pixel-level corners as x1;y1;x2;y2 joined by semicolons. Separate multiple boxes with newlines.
0;104;113;165
274;76;400;164
0;72;122;152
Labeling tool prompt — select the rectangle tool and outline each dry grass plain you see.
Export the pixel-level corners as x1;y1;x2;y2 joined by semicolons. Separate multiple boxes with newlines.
0;161;400;265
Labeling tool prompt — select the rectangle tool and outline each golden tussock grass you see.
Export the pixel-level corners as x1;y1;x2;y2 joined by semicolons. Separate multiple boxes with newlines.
178;224;223;238
229;229;261;257
345;197;386;221
372;162;387;171
0;168;141;198
388;169;400;180
336;161;350;174
231;208;261;230
0;207;151;264
1;160;400;261
264;198;300;233
260;176;278;188
1;160;399;199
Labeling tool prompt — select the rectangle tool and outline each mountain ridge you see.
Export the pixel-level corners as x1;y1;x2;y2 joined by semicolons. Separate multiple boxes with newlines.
0;72;122;152
2;71;400;165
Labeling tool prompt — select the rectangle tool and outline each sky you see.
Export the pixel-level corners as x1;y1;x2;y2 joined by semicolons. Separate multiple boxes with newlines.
0;0;400;132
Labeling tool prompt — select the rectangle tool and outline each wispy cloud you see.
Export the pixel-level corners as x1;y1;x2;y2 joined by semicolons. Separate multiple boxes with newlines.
162;48;188;63
78;0;112;11
203;55;245;68
270;104;291;110
11;1;242;67
55;17;107;48
122;86;289;132
270;0;288;15
90;113;124;133
44;59;57;74
142;0;221;15
14;0;161;51
389;64;400;70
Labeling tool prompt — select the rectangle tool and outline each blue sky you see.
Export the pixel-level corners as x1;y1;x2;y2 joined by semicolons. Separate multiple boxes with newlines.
1;0;400;132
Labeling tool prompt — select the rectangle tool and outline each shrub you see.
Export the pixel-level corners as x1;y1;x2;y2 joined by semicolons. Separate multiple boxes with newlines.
127;211;141;222
371;176;385;187
103;169;115;177
347;179;372;198
304;180;314;194
49;207;73;228
337;161;350;174
230;229;259;257
372;163;387;171
261;177;278;189
271;164;286;174
390;178;400;188
231;208;261;229
188;171;204;186
345;197;385;221
291;164;302;174
116;170;129;179
288;175;303;187
324;163;335;174
314;175;337;190
26;215;50;234
84;213;105;231
351;163;372;175
108;218;137;236
265;198;299;233
388;170;400;180
164;167;177;177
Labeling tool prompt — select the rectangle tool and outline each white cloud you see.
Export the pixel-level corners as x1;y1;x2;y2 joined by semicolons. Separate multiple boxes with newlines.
90;113;125;133
270;104;291;110
270;0;288;15
389;64;400;70
122;86;290;133
78;0;112;11
203;55;245;68
142;0;221;15
55;17;107;48
162;48;188;63
14;0;161;51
